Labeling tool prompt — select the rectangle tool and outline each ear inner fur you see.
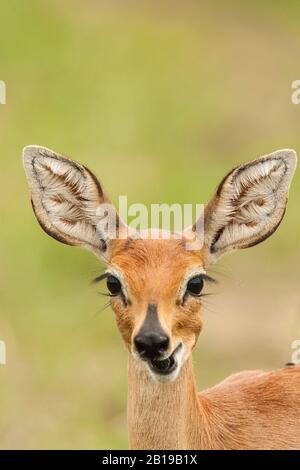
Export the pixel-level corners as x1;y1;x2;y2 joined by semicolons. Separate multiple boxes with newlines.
23;145;122;258
199;150;297;264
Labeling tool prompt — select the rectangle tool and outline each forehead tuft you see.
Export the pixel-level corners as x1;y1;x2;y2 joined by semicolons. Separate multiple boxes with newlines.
110;235;203;274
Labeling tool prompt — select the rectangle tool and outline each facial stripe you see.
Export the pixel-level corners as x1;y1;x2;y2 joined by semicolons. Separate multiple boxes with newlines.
138;304;166;337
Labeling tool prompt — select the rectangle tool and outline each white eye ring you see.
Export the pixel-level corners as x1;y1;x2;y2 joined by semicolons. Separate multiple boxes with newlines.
106;266;129;300
106;274;123;296
185;275;204;296
179;268;206;300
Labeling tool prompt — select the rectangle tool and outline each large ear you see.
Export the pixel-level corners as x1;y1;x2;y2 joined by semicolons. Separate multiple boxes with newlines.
23;145;124;260
198;149;297;266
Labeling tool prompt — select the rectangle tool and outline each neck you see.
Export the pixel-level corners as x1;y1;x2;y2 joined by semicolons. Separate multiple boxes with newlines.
127;354;204;450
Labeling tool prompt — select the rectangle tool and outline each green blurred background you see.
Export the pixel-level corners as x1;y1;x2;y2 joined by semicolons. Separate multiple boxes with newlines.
0;0;300;449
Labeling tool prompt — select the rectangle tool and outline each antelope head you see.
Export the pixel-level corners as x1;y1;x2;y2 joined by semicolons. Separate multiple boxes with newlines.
23;146;297;383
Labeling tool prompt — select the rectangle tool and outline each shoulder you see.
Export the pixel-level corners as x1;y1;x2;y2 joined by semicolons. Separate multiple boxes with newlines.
202;365;300;400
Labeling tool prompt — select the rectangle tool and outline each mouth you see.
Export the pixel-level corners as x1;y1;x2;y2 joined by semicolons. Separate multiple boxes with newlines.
148;343;183;376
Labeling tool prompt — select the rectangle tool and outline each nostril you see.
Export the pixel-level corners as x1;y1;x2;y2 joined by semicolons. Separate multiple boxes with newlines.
134;335;147;354
158;335;169;351
134;332;169;358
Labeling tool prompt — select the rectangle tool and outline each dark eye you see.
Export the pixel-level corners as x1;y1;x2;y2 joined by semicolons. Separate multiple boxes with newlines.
186;275;204;296
107;275;122;296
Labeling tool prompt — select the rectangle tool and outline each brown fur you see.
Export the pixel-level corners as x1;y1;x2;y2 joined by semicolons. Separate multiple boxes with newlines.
23;146;299;450
128;356;300;450
109;236;204;349
110;237;300;450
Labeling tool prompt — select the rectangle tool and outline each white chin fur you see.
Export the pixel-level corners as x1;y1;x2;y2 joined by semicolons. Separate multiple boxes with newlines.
146;343;188;384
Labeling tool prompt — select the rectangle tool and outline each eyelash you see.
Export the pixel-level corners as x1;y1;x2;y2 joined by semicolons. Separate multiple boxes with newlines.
108;275;128;306
182;274;216;304
93;272;216;307
92;272;126;302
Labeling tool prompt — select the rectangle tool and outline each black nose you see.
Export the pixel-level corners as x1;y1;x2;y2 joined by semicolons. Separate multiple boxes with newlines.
134;332;169;359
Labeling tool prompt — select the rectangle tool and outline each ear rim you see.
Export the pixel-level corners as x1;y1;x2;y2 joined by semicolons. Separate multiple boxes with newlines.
23;145;112;258
199;149;297;266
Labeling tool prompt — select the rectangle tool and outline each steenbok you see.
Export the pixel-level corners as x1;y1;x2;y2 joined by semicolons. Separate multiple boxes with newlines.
24;146;300;450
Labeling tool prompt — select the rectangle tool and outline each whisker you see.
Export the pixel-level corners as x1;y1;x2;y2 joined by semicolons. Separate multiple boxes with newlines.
97;291;111;297
69;300;111;333
202;306;221;317
201;297;221;316
93;301;111;317
207;266;233;281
